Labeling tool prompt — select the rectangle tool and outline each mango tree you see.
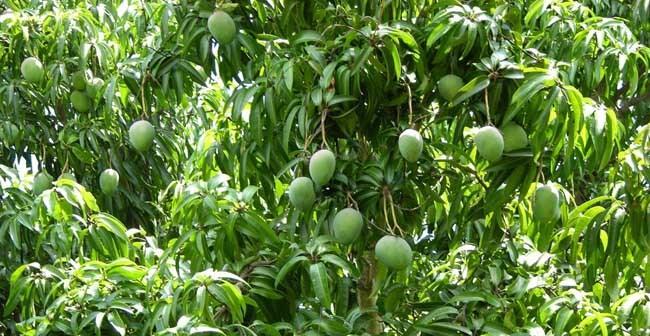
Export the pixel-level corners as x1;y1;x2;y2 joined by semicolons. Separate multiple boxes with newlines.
1;0;650;335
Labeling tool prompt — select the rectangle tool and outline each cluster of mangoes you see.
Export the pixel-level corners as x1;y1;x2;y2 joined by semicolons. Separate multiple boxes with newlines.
30;119;153;197
285;74;563;270
32;165;120;197
437;75;563;222
288;149;413;270
24;7;236;201
20;57;103;113
409;74;562;210
21;57;155;197
435;75;562;222
68;71;104;113
399;74;529;165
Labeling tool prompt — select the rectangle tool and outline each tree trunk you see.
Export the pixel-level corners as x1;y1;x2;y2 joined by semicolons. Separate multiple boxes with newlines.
357;253;382;334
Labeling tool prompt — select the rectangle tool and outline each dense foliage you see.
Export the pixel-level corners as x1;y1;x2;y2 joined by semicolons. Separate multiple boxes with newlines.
1;0;650;335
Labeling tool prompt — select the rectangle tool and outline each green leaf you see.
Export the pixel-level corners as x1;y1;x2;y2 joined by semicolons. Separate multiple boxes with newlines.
350;46;373;76
450;290;501;307
504;71;557;124
309;262;332;308
293;30;323;45
283;60;294;91
107;311;126;336
384;38;401;80
275;255;308;288
614;292;648;321
327;96;357;106
563;85;584;161
451;75;490;106
320;254;357;276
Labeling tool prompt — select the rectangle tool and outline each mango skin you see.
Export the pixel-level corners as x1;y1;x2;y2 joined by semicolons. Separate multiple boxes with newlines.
33;171;53;195
208;11;236;44
398;129;423;162
21;57;44;83
288;177;315;211
332;208;363;244
309;149;336;186
438;74;464;102
71;91;91;112
99;169;120;195
533;184;561;222
474;126;504;161
501;123;528;152
71;71;87;90
129;120;155;152
375;235;413;270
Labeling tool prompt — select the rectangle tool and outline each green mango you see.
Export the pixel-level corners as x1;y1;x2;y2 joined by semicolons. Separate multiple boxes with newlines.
375;235;412;270
129;120;155;152
309;149;336;186
100;169;120;195
501;123;528;152
71;91;91;112
33;171;53;195
208;11;236;44
398;129;423;162
288;177;315;211
438;74;464;102
332;208;363;244
533;183;561;222
474;126;504;161
21;57;44;83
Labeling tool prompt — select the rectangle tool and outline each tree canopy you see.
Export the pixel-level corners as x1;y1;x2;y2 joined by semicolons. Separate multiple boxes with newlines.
1;0;650;335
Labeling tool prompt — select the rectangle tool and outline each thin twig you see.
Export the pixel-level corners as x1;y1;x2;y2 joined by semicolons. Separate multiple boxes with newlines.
62;155;69;173
303;132;317;153
433;158;489;190
382;193;395;235
320;108;330;149
484;88;491;125
388;192;404;236
140;72;148;118
346;191;359;209
368;219;391;235
406;81;414;127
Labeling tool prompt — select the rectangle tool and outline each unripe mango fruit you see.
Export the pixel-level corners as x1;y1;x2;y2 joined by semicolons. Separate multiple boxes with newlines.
71;91;91;112
501;123;528;152
21;57;44;83
398;129;423;162
438;74;464;102
33;171;53;195
474;126;504;161
208;11;236;44
288;177;315;211
332;208;363;244
533;183;561;222
309;149;336;186
375;235;412;270
129;120;155;152
100;169;120;195
71;71;87;90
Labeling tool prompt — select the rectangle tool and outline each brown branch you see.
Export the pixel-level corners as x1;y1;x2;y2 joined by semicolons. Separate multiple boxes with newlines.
357;253;382;334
